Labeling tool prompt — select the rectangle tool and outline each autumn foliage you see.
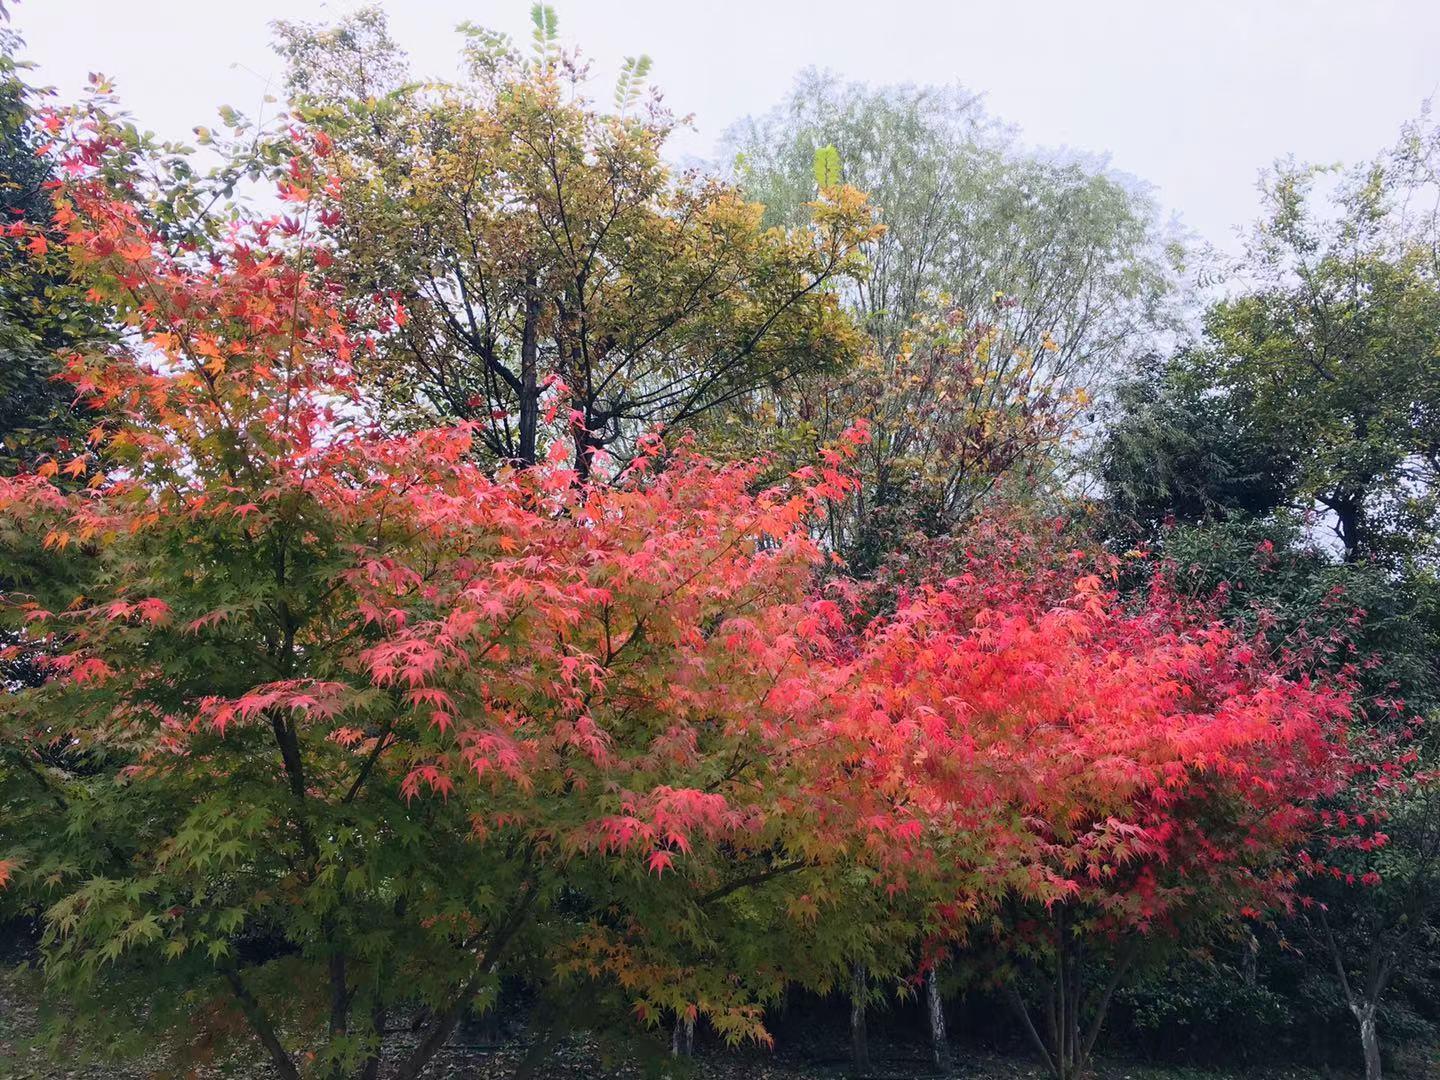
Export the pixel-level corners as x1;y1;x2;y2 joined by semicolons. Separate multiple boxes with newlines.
0;56;1363;1080
852;542;1351;1077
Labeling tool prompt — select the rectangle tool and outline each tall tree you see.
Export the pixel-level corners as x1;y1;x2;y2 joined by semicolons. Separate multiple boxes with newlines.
272;7;877;476
721;71;1175;556
726;72;1174;374
1197;152;1440;563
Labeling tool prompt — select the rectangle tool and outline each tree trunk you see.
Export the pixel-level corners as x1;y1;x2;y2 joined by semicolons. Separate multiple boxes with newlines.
517;281;541;466
670;1011;695;1057
926;965;951;1073
358;1004;385;1080
393;876;538;1080
222;966;301;1080
329;949;349;1041
573;421;595;479
1241;932;1258;987
1055;905;1077;1080
850;961;870;1076
1354;1005;1382;1080
1331;491;1363;563
1004;909;1137;1080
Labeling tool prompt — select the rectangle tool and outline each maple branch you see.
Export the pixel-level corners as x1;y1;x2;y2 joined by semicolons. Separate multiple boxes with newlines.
704;750;755;794
600;608;648;667
222;964;299;1080
1078;935;1141;1068
1004;982;1057;1078
393;871;541;1080
698;859;809;906
268;711;318;862
342;718;396;805
1319;905;1358;1009
5;749;70;811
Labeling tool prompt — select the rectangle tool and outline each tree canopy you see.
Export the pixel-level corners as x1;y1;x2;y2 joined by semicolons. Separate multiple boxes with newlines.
272;10;877;476
1;7;1437;1080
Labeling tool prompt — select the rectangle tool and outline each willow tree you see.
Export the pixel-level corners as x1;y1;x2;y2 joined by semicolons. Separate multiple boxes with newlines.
719;72;1175;555
273;7;877;476
726;72;1175;369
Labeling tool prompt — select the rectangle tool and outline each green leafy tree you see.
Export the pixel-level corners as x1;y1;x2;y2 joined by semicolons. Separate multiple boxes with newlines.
272;7;878;477
1099;352;1297;541
725;71;1175;379
0;15;107;472
1198;153;1440;563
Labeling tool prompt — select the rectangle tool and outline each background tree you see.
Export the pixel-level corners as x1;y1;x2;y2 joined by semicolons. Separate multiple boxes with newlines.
272;7;878;477
0;6;115;807
725;71;1175;374
0;14;107;473
1099;352;1297;543
733;302;1090;574
1094;132;1440;1067
1195;154;1440;564
720;71;1176;561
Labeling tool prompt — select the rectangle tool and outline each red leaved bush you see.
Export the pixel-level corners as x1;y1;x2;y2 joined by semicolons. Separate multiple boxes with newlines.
844;541;1352;1078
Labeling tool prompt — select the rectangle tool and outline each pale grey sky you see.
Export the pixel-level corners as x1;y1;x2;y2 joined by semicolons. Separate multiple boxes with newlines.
13;1;1440;250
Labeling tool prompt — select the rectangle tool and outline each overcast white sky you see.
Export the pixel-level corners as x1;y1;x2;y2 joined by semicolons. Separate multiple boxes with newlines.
13;1;1440;251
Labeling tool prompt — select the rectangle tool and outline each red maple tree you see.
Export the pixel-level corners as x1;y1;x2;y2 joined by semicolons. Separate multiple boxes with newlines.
846;542;1352;1079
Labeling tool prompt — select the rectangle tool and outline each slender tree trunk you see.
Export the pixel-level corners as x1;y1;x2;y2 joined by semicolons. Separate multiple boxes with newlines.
393;876;538;1080
1004;983;1056;1079
850;961;870;1077
1319;906;1393;1080
670;1011;695;1057
518;280;540;466
329;949;349;1039
1241;932;1258;987
222;966;300;1080
359;1004;386;1080
926;965;951;1072
1354;1005;1382;1080
1055;906;1076;1080
326;946;349;1080
1006;912;1138;1080
573;420;595;480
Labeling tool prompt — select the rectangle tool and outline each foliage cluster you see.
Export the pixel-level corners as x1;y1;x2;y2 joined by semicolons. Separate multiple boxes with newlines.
0;7;1437;1080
